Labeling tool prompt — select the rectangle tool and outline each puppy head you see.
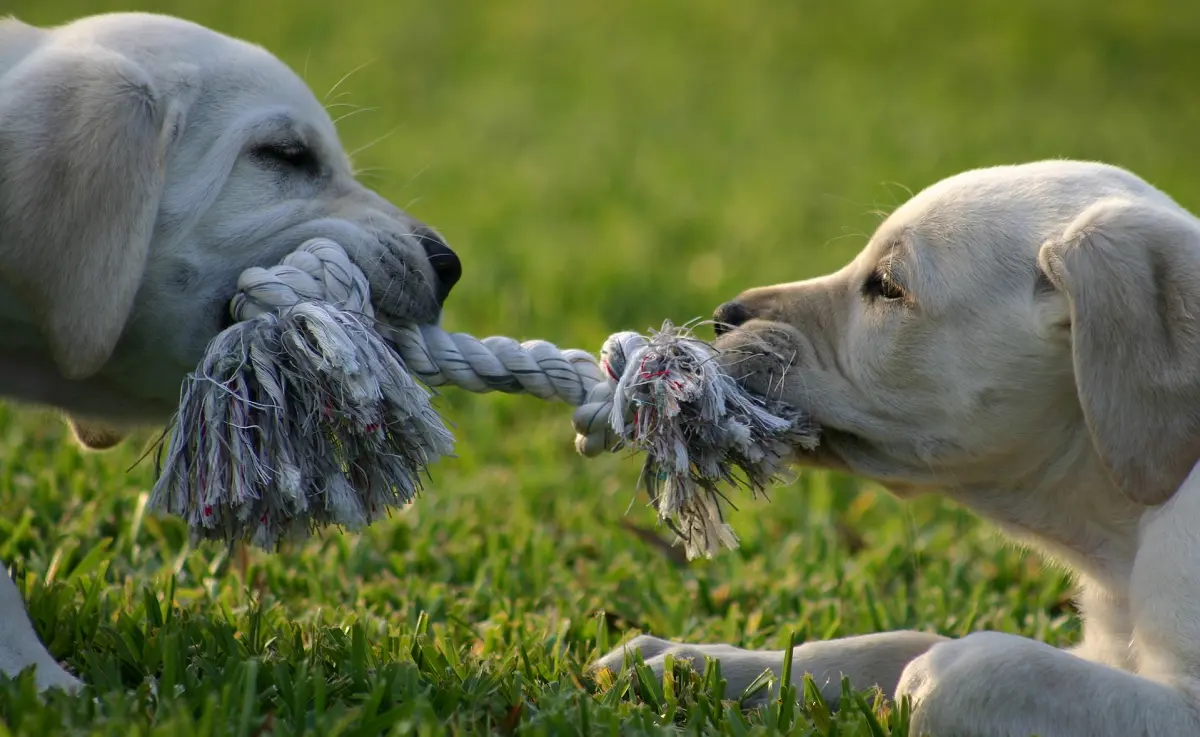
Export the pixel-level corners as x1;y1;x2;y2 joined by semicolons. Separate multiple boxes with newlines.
0;13;461;422
713;160;1200;504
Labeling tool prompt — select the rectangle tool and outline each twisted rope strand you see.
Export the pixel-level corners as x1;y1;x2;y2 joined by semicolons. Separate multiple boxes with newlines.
233;238;631;455
171;237;816;557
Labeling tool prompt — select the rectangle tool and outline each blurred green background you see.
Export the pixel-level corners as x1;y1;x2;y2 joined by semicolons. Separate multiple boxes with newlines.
3;0;1200;733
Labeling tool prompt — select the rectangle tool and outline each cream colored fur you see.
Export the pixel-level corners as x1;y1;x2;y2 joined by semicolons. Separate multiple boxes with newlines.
0;12;459;691
594;160;1200;736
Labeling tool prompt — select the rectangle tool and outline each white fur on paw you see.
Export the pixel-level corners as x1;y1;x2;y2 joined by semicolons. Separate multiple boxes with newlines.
35;662;83;694
591;634;676;673
590;636;780;706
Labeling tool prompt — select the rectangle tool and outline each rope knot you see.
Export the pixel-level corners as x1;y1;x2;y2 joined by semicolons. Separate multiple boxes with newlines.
151;239;819;560
230;237;373;321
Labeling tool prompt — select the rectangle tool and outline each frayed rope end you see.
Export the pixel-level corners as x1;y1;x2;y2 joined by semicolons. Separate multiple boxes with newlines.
145;238;818;558
601;321;820;560
148;301;454;551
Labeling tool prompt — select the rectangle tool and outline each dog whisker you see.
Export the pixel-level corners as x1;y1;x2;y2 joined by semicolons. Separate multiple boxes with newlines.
323;61;375;103
332;106;378;126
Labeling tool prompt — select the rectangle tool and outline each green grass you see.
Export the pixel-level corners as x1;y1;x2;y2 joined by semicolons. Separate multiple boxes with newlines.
3;0;1200;733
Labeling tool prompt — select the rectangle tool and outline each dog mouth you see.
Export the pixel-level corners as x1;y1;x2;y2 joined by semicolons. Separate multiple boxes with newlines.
711;321;859;468
205;224;456;336
713;325;944;482
711;322;799;399
207;278;441;337
215;293;238;332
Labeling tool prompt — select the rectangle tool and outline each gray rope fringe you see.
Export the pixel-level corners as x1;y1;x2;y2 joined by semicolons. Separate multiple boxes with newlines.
149;238;819;558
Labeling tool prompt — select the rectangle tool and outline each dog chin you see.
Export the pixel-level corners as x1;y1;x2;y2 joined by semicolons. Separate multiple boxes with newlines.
272;220;446;329
709;323;838;468
713;322;892;477
712;323;801;401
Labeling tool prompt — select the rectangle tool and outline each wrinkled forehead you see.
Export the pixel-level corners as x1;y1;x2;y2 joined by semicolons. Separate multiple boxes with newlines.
882;173;1061;255
839;162;1173;313
860;170;1082;308
875;162;1162;259
78;15;337;142
199;50;338;141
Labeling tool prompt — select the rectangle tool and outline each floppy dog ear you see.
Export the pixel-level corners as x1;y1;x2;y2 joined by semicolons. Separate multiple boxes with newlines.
0;45;183;379
1038;197;1200;506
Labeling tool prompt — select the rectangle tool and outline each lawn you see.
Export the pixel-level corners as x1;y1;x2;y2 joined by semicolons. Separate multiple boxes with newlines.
3;0;1200;734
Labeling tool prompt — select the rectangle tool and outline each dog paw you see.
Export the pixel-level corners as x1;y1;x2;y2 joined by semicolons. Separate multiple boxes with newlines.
38;664;83;694
590;634;678;674
6;660;84;695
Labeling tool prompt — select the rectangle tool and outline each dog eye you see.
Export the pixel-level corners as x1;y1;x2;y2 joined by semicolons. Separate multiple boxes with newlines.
863;270;905;301
252;142;319;173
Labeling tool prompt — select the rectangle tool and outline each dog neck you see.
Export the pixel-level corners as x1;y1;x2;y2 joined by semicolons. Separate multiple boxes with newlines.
948;429;1144;595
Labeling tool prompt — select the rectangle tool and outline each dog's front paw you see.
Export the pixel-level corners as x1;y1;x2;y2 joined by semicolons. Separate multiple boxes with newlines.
896;632;1039;737
36;663;83;694
590;634;679;675
590;635;783;706
4;660;84;695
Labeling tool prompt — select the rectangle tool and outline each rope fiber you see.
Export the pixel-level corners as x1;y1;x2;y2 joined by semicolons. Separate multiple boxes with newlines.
149;238;818;559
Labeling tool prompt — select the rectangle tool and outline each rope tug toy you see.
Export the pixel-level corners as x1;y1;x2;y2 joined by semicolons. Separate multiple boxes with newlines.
148;238;820;559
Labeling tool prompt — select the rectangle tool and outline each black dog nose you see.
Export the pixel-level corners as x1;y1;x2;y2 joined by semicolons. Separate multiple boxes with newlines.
713;301;750;336
414;227;462;304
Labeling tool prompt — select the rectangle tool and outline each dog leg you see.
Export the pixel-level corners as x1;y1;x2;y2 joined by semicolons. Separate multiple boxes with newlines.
897;470;1200;736
896;631;1200;737
591;630;947;708
0;567;81;692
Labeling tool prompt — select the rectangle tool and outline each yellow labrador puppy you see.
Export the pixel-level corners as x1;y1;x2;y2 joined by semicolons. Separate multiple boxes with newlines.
0;13;461;690
595;160;1200;736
